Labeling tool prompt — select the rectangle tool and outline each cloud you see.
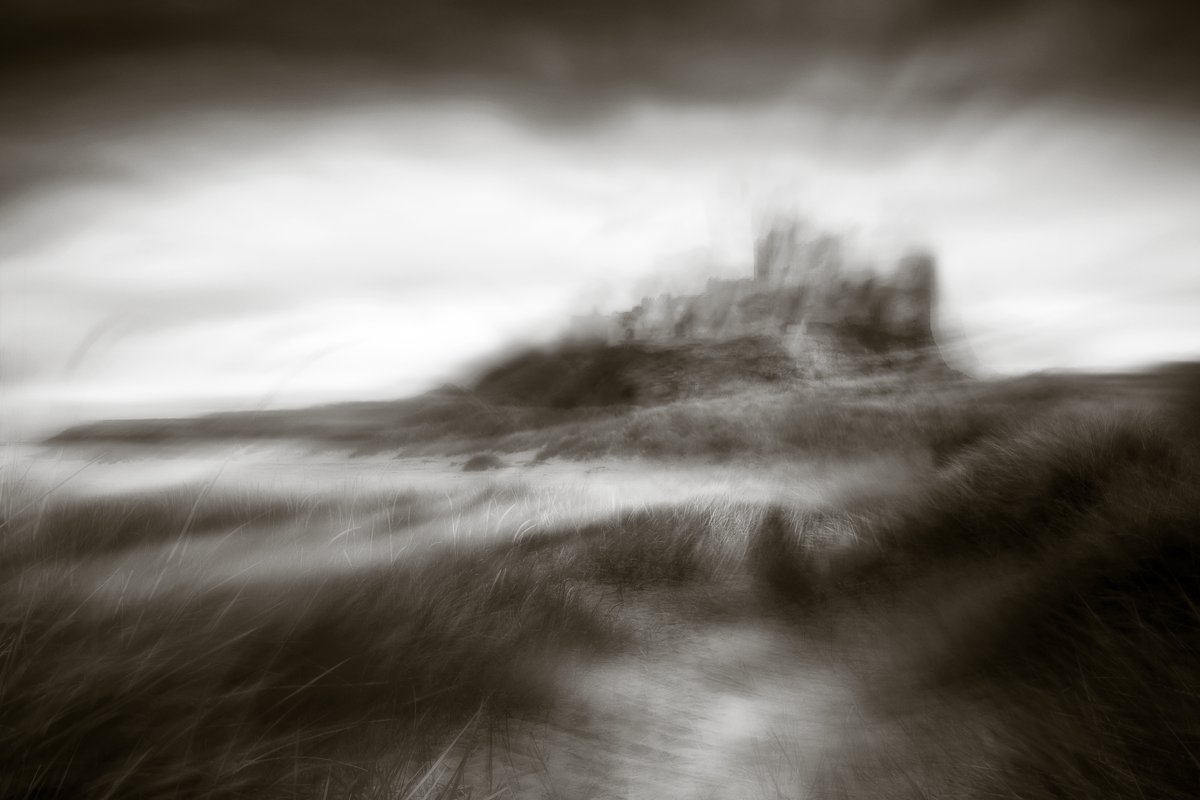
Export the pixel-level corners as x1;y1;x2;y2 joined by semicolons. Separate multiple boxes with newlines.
2;0;1196;218
4;0;1198;104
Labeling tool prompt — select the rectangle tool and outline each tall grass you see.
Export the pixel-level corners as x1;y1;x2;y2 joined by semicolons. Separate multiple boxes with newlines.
6;382;1197;798
526;373;1104;464
0;506;630;798
750;405;1200;798
0;485;447;577
0;479;772;798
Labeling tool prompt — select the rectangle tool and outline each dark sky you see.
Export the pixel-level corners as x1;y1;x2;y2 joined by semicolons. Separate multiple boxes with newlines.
2;0;1199;434
5;1;1198;94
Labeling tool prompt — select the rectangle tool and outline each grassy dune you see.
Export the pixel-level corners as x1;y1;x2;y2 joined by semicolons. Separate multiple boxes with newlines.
0;513;616;797
4;377;1199;798
0;479;771;798
755;406;1200;798
47;369;1126;464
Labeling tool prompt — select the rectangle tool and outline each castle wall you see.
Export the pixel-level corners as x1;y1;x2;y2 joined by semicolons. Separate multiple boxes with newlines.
585;222;938;355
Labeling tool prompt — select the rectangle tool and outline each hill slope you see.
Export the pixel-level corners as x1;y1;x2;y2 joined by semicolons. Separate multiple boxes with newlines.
472;335;799;408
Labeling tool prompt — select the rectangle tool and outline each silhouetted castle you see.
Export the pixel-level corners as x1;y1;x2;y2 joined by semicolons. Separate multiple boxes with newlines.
570;219;940;371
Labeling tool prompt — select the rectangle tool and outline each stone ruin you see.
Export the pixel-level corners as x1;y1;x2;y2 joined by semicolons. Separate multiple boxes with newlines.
569;219;941;373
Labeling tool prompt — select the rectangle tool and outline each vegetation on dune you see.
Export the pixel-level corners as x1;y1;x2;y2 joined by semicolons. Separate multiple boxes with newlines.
0;486;439;575
0;481;763;798
472;336;799;408
522;369;1128;465
765;407;1196;592
7;369;1200;797
750;406;1200;798
0;529;625;798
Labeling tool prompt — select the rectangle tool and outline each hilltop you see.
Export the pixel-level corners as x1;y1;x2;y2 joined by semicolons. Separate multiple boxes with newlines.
465;219;951;407
471;336;799;408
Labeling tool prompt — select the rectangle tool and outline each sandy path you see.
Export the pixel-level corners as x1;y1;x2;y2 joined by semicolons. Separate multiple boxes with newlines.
442;585;860;800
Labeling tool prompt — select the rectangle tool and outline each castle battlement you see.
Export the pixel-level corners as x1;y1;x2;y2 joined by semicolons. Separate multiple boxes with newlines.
572;220;938;359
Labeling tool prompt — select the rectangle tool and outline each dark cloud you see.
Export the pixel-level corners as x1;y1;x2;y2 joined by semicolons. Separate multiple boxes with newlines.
2;1;1198;106
2;0;1198;243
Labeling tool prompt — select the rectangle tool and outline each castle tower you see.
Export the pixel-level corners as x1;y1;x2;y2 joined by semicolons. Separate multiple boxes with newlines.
753;219;851;289
886;248;937;345
758;219;824;285
754;224;794;283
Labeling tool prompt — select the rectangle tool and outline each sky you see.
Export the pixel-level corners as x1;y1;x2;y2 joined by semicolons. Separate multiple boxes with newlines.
2;0;1199;436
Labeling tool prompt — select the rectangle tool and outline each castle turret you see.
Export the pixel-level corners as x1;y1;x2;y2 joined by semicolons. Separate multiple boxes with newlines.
753;224;793;283
886;249;937;345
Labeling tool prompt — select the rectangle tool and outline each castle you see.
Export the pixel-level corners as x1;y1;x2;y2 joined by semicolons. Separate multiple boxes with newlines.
570;219;940;370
